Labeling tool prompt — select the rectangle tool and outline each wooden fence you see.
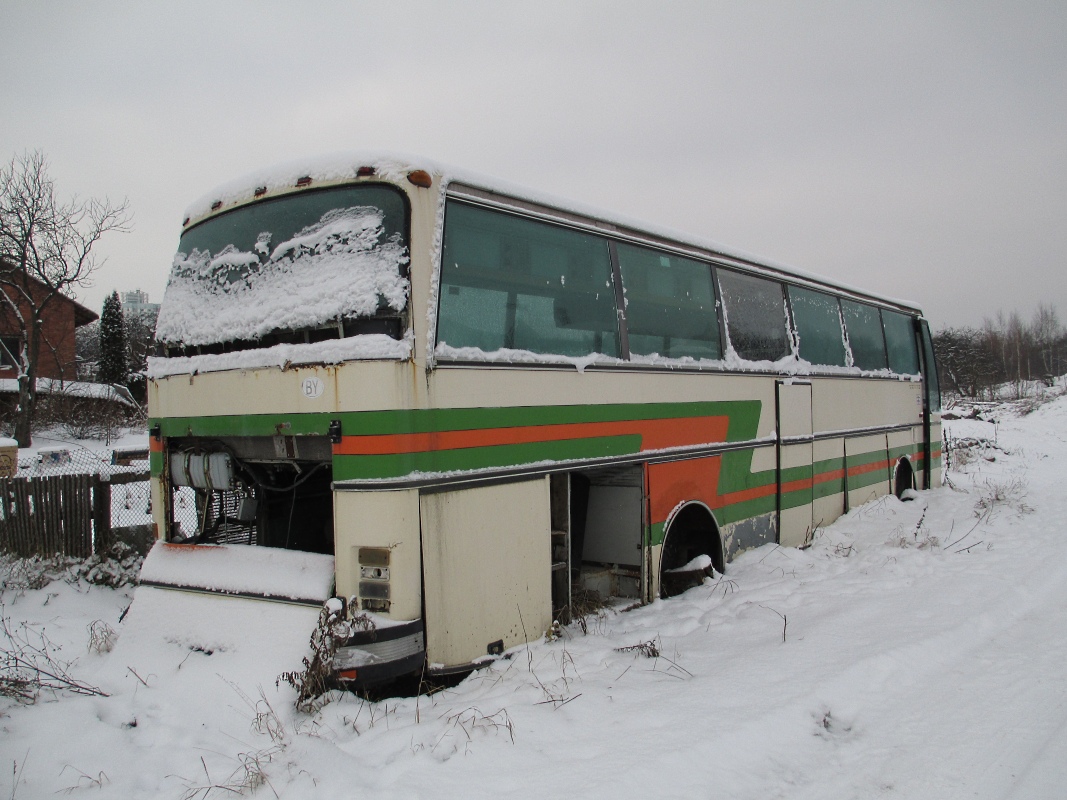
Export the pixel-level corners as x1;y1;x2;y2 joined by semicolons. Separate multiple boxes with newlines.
0;470;152;559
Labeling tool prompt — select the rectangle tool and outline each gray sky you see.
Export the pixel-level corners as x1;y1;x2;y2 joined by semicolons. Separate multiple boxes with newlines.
3;1;1065;330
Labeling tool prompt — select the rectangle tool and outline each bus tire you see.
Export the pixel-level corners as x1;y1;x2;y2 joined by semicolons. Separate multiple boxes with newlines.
660;502;724;598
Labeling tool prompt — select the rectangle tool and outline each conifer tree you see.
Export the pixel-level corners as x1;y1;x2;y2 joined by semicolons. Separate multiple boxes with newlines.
98;290;129;386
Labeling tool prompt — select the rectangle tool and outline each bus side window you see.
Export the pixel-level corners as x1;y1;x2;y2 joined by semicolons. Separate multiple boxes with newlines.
717;269;790;362
841;300;888;371
919;318;942;410
882;309;920;375
615;242;721;361
438;201;620;358
788;286;847;367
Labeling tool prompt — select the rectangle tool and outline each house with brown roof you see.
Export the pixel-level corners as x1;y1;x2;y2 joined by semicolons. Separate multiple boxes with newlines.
0;259;98;381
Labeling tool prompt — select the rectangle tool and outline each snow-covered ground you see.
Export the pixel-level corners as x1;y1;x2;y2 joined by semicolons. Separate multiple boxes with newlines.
13;427;149;470
3;397;1067;799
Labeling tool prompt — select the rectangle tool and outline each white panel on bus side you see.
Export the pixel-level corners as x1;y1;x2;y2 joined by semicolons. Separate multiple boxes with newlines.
812;436;846;530
420;477;553;669
778;382;813;549
334;489;423;622
581;486;643;567
845;433;891;511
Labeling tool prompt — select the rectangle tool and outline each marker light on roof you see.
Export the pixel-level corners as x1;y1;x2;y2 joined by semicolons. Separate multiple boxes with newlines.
210;201;222;211
296;176;312;187
356;166;376;177
182;217;190;227
254;186;267;197
407;170;431;188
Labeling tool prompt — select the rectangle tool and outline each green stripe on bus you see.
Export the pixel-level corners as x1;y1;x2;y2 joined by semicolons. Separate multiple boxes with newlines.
150;399;763;442
718;494;777;525
332;436;641;481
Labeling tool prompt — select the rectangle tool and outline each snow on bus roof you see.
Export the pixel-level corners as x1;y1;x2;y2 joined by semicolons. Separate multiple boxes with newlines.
183;150;922;314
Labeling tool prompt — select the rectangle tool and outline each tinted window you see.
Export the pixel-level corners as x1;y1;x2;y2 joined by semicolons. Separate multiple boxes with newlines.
718;270;790;362
438;202;620;358
179;185;408;256
882;310;920;375
841;300;888;371
160;185;410;349
616;242;720;360
789;286;846;367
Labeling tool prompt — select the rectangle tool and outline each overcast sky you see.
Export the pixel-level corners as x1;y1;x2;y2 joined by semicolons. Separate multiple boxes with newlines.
3;1;1064;330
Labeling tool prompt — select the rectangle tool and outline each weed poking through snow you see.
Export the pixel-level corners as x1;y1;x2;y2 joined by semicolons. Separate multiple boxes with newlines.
0;609;108;702
278;599;372;713
974;476;1033;520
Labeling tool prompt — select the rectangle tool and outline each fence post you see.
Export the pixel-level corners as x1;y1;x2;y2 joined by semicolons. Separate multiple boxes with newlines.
93;475;112;555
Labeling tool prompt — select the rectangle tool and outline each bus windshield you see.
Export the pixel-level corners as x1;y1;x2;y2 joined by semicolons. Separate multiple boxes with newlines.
156;184;409;351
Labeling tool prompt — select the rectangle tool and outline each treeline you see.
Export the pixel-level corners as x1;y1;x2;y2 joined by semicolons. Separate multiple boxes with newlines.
933;304;1065;399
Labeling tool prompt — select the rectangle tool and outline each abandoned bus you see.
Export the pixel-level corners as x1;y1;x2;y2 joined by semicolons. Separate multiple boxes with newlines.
146;153;941;685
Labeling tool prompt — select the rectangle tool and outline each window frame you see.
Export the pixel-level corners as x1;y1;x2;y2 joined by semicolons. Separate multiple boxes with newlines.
434;190;930;377
612;239;723;362
716;267;792;364
436;199;624;360
881;308;922;376
785;285;851;368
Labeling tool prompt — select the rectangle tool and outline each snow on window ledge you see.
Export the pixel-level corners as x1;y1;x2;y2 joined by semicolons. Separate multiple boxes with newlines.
433;343;628;372
147;332;412;379
432;342;916;378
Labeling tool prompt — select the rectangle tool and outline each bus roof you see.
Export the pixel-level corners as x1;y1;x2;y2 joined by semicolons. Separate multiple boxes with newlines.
182;150;923;316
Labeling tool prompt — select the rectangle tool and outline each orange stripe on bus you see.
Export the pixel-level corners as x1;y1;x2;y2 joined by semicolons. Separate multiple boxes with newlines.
649;449;922;525
332;416;730;456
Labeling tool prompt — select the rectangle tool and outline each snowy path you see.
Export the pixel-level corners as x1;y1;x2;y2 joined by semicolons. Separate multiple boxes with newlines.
2;396;1067;798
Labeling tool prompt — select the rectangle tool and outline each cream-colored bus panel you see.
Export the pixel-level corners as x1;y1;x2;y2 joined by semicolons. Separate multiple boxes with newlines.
779;473;812;548
148;360;419;418
777;382;812;549
812;437;846;529
750;444;777;474
778;381;812;438
420;478;552;669
334;489;422;622
887;428;915;454
812;377;922;433
150;476;167;541
846;433;890;510
404;179;445;367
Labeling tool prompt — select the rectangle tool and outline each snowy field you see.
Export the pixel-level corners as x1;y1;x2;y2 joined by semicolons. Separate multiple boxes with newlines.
3;396;1067;799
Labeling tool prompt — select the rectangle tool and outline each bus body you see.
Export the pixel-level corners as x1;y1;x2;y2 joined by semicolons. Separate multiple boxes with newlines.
147;154;941;685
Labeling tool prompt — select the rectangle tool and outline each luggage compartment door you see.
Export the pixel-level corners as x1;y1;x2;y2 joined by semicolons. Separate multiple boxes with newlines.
420;477;552;670
777;380;814;548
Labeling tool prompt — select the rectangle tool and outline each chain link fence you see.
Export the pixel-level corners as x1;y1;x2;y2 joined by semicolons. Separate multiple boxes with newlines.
1;444;154;557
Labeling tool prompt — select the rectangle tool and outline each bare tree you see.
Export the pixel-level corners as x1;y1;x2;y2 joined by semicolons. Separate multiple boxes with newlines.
933;326;999;399
0;151;130;446
124;305;158;404
1031;303;1062;380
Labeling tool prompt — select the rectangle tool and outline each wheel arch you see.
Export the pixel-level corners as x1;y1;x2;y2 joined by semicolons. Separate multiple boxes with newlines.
658;500;725;598
893;455;916;498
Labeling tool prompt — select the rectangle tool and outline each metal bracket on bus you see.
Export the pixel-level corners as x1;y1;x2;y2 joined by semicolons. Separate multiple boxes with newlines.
328;419;343;444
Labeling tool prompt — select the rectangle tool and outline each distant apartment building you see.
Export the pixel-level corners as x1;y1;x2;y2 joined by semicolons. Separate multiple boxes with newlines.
120;289;160;317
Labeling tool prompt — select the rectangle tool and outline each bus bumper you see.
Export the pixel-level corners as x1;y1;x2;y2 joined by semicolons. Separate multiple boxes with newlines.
333;618;425;686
